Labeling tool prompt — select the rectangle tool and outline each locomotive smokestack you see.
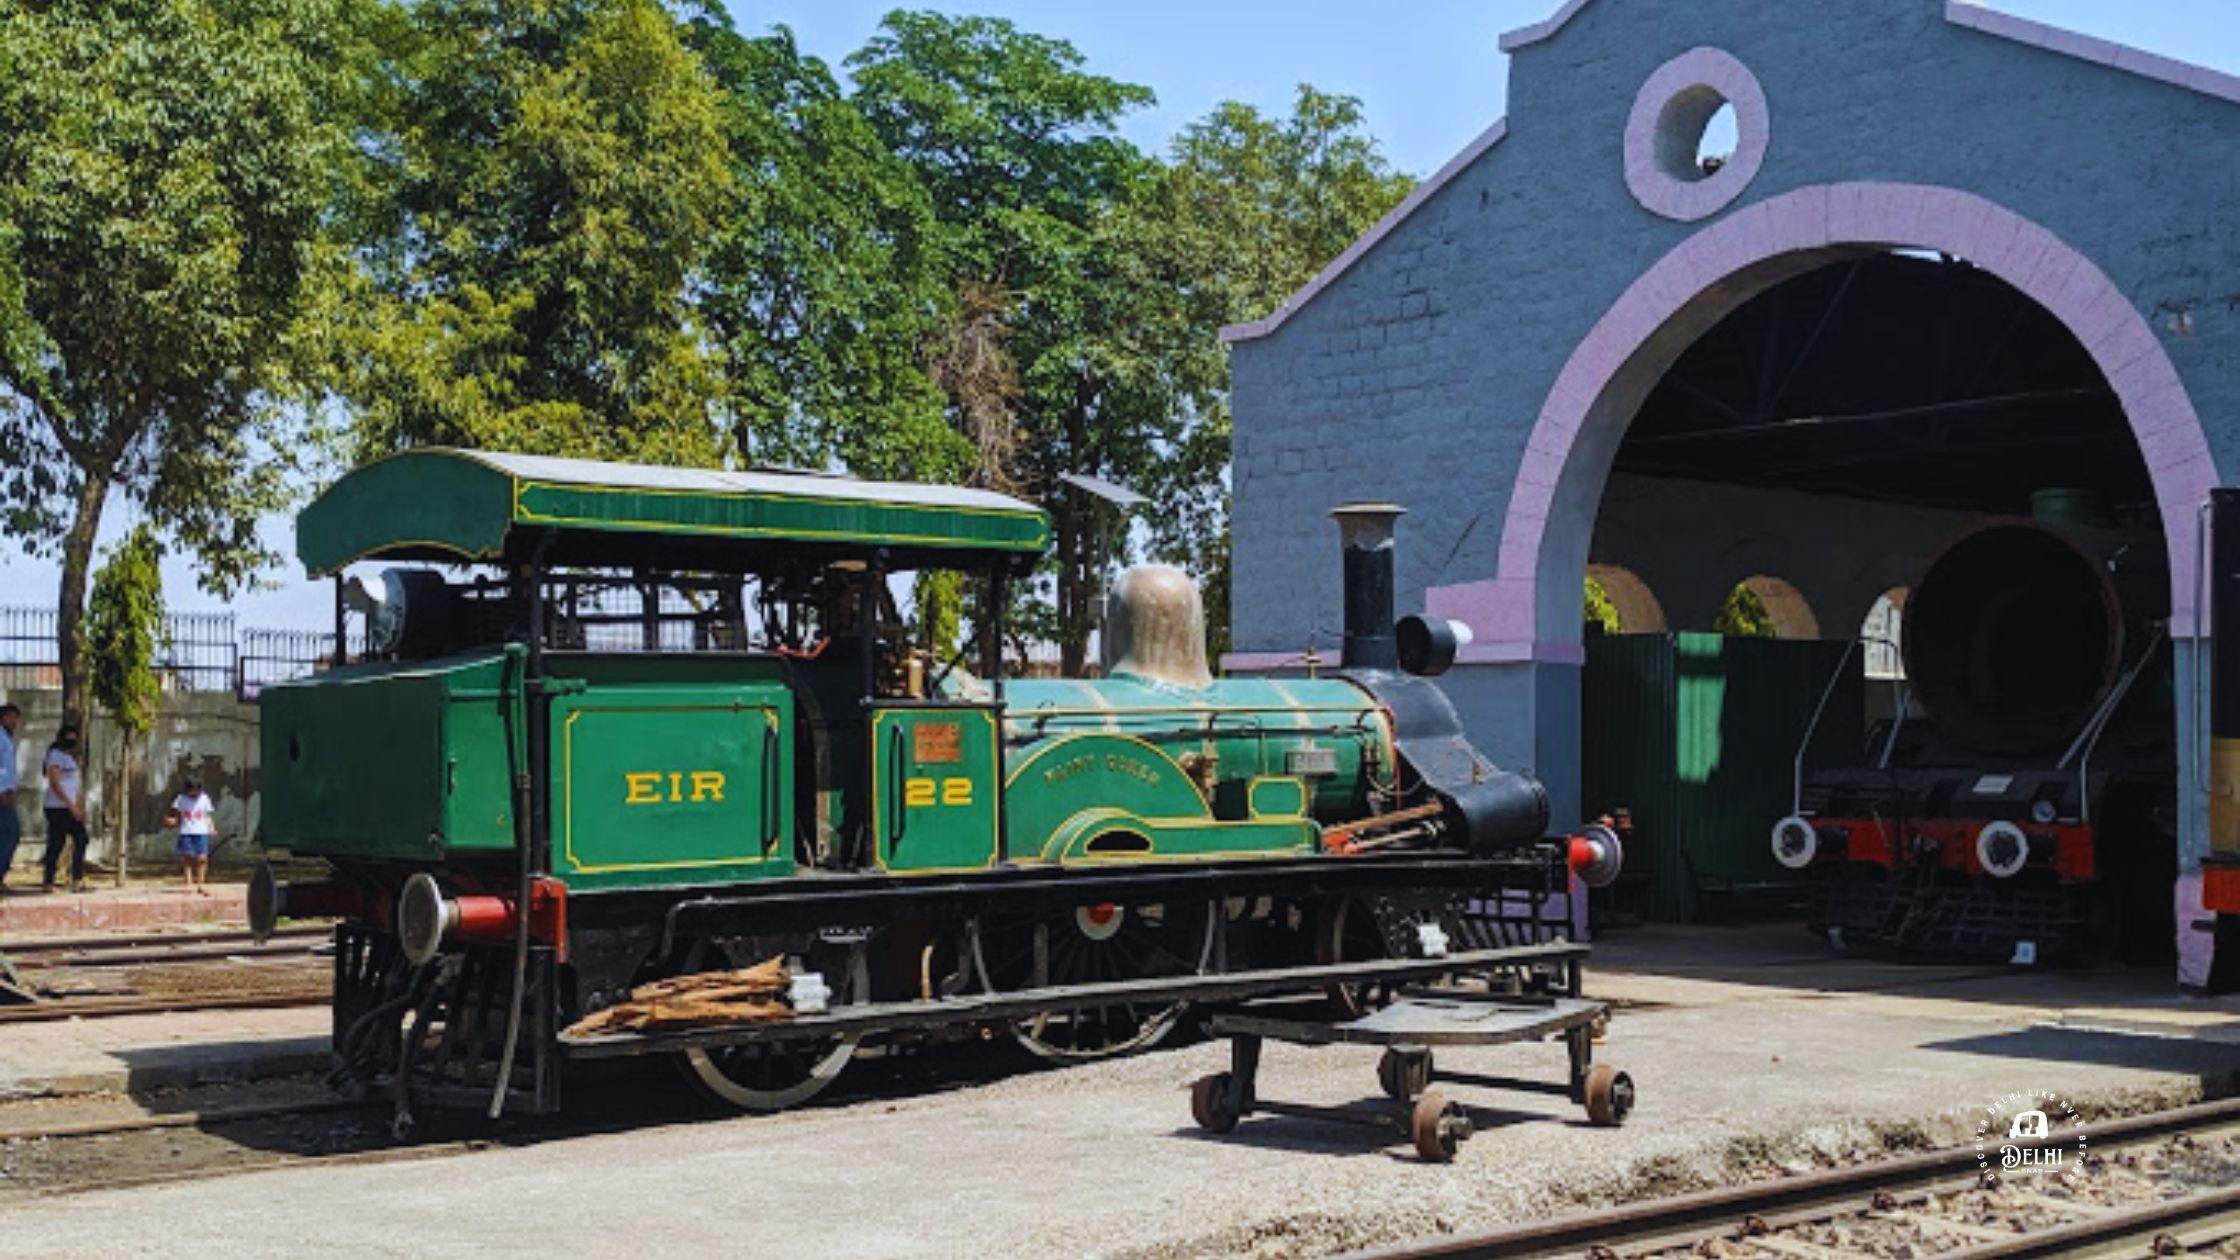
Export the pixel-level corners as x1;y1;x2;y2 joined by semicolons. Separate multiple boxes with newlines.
1332;503;1404;671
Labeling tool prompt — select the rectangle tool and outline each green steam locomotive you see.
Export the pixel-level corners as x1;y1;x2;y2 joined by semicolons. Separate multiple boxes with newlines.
250;450;1614;1121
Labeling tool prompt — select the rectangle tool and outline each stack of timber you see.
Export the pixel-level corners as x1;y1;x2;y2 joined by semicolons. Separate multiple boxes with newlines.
563;957;793;1036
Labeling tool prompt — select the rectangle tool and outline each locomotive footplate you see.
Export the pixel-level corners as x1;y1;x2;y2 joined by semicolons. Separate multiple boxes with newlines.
559;851;1553;952
558;942;1585;1058
1185;964;1630;1162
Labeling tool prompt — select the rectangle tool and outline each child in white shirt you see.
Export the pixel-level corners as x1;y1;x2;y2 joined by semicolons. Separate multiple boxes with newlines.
164;776;217;896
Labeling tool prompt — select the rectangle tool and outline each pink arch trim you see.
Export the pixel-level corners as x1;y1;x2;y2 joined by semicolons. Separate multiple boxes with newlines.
1428;182;2218;659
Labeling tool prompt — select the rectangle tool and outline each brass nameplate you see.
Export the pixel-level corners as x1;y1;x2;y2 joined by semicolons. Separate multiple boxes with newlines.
913;722;963;764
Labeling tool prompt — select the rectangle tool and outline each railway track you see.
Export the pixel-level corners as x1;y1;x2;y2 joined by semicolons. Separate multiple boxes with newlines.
0;988;330;1025
2;924;328;969
0;926;332;1023
1344;1097;2240;1260
0;1072;755;1199
0;1035;1062;1201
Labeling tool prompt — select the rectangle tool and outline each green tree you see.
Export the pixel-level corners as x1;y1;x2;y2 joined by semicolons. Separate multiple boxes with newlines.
0;0;366;729
1116;87;1416;656
1715;582;1777;638
1584;575;1622;634
683;15;959;480
85;527;164;884
846;11;1158;674
340;0;732;465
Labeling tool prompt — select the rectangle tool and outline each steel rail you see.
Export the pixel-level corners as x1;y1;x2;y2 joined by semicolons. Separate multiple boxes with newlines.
6;935;327;971
1337;1096;2240;1260
0;924;328;958
0;989;329;1026
0;1097;366;1145
1937;1184;2240;1259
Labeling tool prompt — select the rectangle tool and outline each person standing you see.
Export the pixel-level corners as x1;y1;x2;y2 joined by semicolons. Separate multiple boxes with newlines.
40;721;89;894
164;776;216;896
0;704;20;891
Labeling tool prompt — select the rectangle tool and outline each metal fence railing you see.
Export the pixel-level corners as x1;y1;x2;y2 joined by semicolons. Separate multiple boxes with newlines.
0;606;57;691
0;606;342;700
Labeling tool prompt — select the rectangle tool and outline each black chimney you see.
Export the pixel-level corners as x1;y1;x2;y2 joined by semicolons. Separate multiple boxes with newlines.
1332;503;1404;671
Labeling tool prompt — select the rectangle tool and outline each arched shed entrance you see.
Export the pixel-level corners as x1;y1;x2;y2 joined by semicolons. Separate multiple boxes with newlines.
1221;1;2240;986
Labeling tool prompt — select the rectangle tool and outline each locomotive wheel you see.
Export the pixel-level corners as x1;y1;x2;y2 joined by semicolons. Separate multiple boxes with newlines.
1410;1090;1468;1162
972;899;1218;1063
1583;1063;1634;1127
675;938;868;1113
1190;1072;1240;1134
1317;897;1394;1017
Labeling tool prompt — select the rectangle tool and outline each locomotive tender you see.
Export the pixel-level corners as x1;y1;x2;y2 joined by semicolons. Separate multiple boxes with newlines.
251;450;1616;1119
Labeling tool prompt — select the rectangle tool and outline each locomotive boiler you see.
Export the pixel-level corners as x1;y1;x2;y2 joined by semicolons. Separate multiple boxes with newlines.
1772;495;2175;961
248;450;1618;1121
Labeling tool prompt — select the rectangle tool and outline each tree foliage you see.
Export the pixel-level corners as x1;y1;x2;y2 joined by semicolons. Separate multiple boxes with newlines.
1109;87;1416;657
0;0;366;725
1715;582;1777;638
339;0;733;465
684;15;959;481
86;528;166;739
1584;575;1622;635
841;13;1163;671
0;0;1428;688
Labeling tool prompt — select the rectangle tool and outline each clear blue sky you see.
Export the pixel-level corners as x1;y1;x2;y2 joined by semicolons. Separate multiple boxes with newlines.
4;0;2236;631
724;0;2240;176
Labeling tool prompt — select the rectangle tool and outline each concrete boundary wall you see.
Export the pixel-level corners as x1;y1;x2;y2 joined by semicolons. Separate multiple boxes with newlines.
2;689;261;875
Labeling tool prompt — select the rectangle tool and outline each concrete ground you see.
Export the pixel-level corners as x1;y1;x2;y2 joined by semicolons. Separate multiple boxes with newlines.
2;923;2237;1260
0;1007;327;1101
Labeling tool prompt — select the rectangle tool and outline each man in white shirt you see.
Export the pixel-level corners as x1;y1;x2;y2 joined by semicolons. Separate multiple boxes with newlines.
0;703;19;891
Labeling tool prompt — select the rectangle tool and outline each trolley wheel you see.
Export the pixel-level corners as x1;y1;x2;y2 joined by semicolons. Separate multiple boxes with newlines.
1410;1090;1468;1162
1584;1064;1634;1127
1377;1047;1435;1100
1191;1072;1241;1135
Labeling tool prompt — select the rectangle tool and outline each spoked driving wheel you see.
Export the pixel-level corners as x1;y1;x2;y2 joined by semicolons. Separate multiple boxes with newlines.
1318;896;1396;1017
972;899;1218;1063
675;937;869;1112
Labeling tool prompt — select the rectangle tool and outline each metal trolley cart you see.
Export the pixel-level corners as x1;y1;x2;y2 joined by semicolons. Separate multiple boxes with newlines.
1186;939;1633;1162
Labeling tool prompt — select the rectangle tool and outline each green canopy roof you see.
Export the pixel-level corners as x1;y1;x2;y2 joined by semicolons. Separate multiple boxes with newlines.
296;449;1051;576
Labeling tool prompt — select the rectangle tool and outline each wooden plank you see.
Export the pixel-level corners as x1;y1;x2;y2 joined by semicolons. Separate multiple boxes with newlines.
1743;1234;1858;1260
1878;1210;2025;1243
2003;1191;2111;1218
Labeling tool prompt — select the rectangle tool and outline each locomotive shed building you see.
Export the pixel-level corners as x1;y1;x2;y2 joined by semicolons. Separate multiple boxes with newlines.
1222;0;2240;986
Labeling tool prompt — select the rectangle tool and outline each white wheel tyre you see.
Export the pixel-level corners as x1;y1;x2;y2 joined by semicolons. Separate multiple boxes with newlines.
680;946;868;1112
1771;815;1819;870
1974;821;2030;879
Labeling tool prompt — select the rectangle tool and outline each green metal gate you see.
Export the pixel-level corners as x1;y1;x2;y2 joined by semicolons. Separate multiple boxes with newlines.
1581;632;1865;922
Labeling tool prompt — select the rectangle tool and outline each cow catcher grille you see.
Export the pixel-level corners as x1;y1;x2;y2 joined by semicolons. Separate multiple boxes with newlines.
331;923;563;1127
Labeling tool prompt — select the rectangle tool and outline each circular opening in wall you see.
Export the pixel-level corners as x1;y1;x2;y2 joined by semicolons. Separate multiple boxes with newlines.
1625;48;1767;220
1655;85;1734;183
